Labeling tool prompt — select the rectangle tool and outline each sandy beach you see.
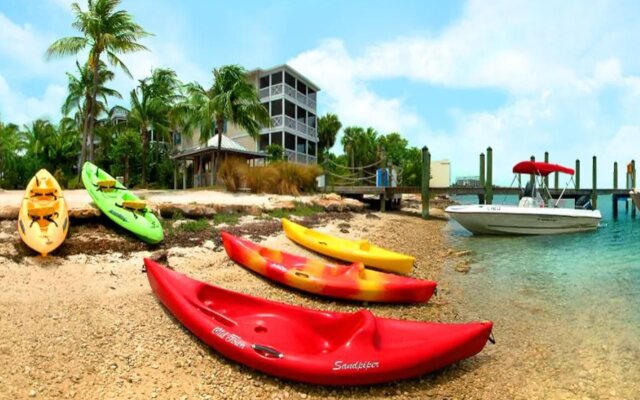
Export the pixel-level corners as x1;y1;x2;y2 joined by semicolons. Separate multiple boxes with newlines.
0;208;503;400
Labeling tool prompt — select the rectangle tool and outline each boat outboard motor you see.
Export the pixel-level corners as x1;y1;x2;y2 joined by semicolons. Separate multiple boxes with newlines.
575;195;592;210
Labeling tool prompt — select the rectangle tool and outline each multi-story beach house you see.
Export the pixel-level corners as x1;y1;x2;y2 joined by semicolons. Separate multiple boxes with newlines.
176;64;320;165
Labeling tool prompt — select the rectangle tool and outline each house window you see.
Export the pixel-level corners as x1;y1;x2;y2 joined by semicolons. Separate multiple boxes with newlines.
285;133;295;150
297;80;307;95
271;71;283;85
285;100;295;118
297;106;306;124
173;132;181;145
285;72;295;87
259;76;269;89
259;134;269;151
308;88;316;99
270;99;282;116
271;131;283;147
308;113;316;129
297;137;306;154
262;102;269;113
308;141;316;156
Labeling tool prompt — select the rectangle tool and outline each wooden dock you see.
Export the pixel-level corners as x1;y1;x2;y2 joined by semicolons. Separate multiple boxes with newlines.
322;146;637;217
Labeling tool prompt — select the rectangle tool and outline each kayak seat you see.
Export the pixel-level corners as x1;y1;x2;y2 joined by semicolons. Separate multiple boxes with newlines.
30;187;58;199
121;200;147;211
334;262;366;278
27;204;59;228
96;179;117;192
330;309;378;348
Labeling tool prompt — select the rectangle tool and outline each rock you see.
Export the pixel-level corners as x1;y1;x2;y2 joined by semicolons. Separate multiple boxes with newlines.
246;205;263;216
340;228;349;234
455;250;472;257
270;200;296;211
455;264;471;273
343;198;365;212
29;390;36;397
203;240;216;250
323;193;342;201
365;213;380;219
149;250;168;264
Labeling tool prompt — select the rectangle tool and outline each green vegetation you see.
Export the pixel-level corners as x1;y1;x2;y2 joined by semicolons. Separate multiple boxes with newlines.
267;202;323;219
213;213;241;226
179;218;210;232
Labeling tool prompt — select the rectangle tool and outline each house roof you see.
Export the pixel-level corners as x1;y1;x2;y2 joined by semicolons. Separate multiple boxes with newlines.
172;134;266;160
247;64;321;91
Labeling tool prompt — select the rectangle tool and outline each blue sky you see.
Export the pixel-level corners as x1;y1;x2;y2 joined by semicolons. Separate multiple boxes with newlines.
2;0;640;185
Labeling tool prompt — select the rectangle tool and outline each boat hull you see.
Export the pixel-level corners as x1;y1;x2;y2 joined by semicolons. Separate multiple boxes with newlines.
445;205;601;235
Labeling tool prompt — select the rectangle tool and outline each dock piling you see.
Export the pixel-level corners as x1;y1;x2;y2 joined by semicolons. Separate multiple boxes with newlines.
575;159;580;189
486;147;493;204
479;153;486;204
633;160;636;218
592;156;597;209
544;151;549;188
380;150;387;212
421;146;430;219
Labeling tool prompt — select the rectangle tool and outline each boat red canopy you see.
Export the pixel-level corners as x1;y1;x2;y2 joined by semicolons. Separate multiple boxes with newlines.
512;161;575;176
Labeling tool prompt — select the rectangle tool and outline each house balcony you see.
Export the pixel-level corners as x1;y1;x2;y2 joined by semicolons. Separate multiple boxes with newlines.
267;115;317;138
259;83;317;111
285;150;317;165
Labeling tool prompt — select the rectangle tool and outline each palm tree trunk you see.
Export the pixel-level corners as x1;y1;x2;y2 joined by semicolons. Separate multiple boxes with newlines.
88;53;100;162
213;119;224;185
141;128;148;186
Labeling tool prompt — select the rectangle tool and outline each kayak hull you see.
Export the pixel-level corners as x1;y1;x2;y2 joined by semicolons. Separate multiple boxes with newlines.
221;231;436;303
18;169;69;256
281;218;415;274
144;258;493;385
81;162;163;244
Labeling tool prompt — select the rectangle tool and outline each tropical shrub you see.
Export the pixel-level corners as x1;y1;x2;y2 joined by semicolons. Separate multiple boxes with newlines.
245;162;322;195
217;156;249;192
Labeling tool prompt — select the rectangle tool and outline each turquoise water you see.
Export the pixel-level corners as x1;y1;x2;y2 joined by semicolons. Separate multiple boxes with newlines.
446;195;640;398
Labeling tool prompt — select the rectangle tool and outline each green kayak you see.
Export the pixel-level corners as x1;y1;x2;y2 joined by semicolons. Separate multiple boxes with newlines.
81;162;164;244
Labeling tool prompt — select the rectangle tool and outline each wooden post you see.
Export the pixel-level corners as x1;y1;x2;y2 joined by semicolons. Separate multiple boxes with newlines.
479;152;485;204
486;147;493;205
613;162;619;218
421;146;430;219
633;160;636;218
591;155;597;209
182;162;187;190
575;159;580;189
544;151;549;188
530;155;535;186
554;172;559;190
380;151;387;212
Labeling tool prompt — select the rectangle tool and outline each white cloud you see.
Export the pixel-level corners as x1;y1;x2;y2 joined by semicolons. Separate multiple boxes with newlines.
288;0;640;185
0;73;66;125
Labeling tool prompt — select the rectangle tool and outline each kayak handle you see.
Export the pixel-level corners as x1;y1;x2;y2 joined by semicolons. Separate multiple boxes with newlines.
488;332;496;345
318;241;328;246
252;344;284;359
294;271;310;279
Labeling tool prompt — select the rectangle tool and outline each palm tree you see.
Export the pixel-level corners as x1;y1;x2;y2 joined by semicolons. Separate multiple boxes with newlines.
127;68;182;185
0;121;22;187
317;113;341;163
185;65;270;184
46;0;150;162
341;126;363;170
62;60;121;169
44;118;81;176
22;119;54;162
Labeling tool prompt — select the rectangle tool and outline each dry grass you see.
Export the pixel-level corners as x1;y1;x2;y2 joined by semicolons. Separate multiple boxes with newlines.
217;157;249;192
246;162;322;195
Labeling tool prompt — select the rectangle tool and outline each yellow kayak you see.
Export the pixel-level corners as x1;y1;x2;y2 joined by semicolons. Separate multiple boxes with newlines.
281;218;415;274
18;169;69;256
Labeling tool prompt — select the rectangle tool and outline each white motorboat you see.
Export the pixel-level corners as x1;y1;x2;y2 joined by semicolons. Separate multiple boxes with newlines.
446;161;602;235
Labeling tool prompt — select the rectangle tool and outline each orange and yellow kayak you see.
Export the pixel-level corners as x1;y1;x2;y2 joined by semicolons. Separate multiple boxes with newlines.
221;231;436;303
281;218;415;274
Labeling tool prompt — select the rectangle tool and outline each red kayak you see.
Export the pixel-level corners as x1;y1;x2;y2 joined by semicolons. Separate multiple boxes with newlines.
221;231;436;303
144;258;494;385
